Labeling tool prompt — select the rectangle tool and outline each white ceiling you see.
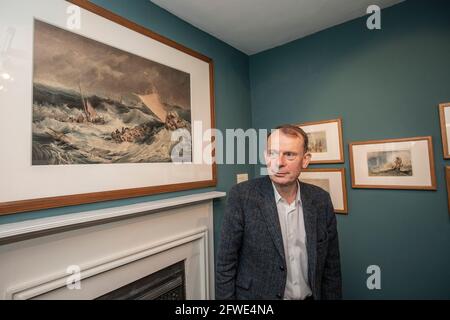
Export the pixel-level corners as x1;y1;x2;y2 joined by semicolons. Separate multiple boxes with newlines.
150;0;404;55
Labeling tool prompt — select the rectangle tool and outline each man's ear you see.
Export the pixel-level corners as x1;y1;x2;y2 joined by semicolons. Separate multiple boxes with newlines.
302;152;311;169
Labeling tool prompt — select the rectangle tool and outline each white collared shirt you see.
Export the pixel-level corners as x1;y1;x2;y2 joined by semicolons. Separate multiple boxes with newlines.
272;181;312;300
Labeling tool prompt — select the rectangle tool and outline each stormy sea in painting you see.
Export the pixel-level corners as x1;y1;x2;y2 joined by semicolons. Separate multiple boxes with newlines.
32;83;191;165
32;19;192;165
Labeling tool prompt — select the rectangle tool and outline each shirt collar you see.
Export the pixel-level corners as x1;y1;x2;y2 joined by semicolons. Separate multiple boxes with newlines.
272;180;302;205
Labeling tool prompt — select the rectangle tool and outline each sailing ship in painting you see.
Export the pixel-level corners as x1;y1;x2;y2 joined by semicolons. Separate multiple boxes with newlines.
32;19;191;165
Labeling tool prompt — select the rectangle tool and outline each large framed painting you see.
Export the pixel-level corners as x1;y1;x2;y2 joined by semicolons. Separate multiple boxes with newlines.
0;0;216;215
299;168;348;214
349;137;436;190
296;118;344;164
439;102;450;159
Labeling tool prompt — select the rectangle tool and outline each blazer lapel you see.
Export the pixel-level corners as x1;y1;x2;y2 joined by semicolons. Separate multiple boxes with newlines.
256;176;286;263
300;182;318;291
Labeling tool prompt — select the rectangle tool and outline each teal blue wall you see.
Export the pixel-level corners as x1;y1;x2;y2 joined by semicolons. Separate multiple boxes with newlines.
3;0;450;300
0;0;254;261
250;0;450;299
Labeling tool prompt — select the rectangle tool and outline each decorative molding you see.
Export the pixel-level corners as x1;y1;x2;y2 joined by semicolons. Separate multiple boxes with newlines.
7;228;209;300
0;191;226;244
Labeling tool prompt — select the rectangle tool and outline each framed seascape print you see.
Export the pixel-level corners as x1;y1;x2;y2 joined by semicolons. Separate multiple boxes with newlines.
299;168;348;214
349;137;436;190
0;0;216;215
439;102;450;159
296;118;344;164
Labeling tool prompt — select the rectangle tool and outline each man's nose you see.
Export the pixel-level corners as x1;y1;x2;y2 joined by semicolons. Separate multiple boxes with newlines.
277;154;287;167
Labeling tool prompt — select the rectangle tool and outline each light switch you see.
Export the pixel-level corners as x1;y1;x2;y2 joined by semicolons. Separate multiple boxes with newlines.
236;173;248;184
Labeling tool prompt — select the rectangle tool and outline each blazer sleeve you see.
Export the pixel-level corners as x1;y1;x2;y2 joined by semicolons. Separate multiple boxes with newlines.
321;193;343;300
215;185;245;300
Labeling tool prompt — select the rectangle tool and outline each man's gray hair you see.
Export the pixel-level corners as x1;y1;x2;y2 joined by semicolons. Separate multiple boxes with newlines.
267;124;309;153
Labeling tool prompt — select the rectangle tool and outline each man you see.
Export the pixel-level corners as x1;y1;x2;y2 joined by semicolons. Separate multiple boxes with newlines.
216;125;342;300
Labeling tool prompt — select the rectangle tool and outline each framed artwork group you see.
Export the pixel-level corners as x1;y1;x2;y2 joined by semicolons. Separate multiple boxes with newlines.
296;118;348;214
0;0;447;217
296;100;450;214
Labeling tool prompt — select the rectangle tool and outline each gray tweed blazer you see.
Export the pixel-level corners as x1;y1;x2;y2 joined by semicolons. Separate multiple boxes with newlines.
216;175;342;300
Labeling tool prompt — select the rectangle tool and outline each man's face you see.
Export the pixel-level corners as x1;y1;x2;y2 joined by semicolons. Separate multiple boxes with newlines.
265;130;311;186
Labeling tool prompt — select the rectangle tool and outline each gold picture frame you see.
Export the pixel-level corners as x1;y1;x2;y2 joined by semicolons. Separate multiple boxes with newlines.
349;136;436;190
296;118;344;164
439;102;450;159
300;168;348;214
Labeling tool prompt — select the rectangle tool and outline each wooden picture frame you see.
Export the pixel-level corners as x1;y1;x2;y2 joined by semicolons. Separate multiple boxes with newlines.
0;0;216;215
296;118;344;164
349;136;436;190
439;103;450;159
300;168;348;214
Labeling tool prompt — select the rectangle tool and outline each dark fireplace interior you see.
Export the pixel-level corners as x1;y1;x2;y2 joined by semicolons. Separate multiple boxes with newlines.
96;260;186;300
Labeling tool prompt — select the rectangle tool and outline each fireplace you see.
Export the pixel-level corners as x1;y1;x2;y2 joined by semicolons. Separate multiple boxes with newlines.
0;192;225;300
96;261;186;300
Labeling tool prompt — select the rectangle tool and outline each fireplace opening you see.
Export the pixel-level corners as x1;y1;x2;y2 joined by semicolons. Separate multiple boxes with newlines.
96;260;186;300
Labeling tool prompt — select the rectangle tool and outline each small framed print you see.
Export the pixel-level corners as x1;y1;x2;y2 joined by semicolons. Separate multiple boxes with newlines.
439;103;450;159
349;136;437;190
299;168;348;214
296;118;344;164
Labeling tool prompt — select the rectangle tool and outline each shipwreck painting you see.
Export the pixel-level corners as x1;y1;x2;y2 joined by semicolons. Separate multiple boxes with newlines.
367;149;413;176
32;19;192;165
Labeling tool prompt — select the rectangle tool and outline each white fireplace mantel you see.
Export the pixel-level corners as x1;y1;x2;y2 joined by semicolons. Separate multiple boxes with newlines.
0;191;226;300
0;191;226;243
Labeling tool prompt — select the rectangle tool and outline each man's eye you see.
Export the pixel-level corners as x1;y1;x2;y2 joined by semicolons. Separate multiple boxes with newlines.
284;152;298;160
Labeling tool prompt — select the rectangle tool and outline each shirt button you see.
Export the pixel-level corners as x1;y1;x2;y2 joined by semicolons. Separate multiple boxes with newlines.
276;294;282;299
279;265;285;271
